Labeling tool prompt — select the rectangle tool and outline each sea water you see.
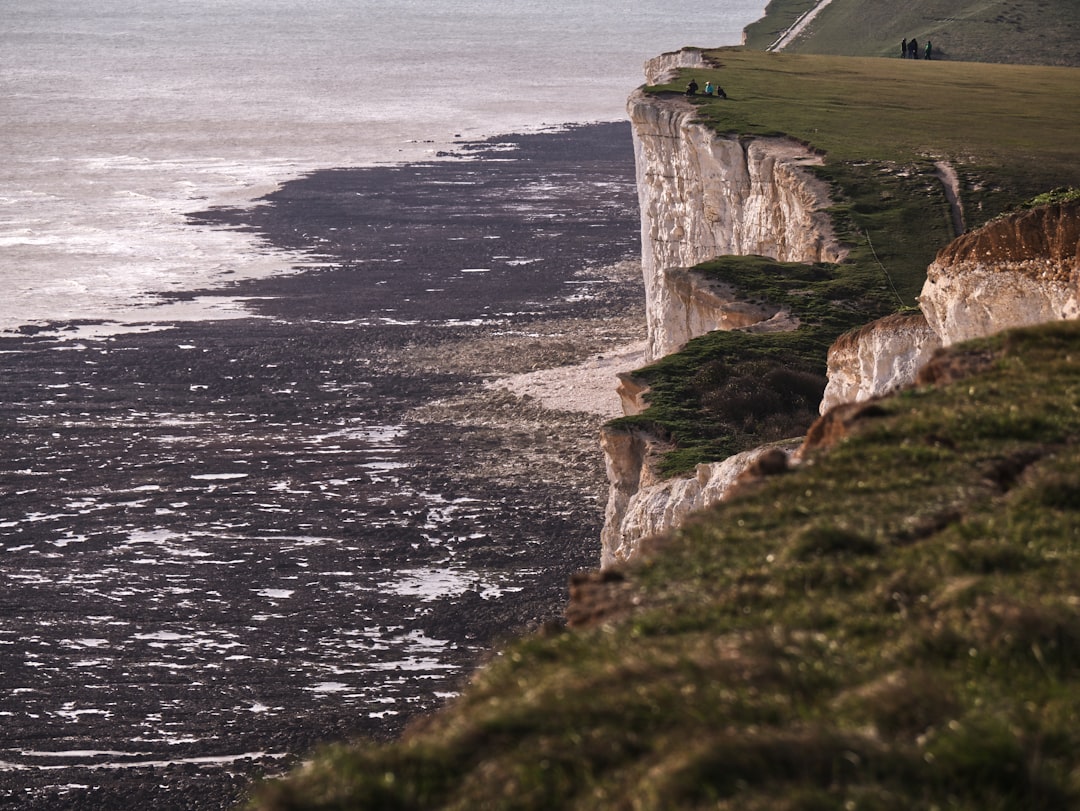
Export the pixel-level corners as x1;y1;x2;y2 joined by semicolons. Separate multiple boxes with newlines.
0;0;765;334
0;2;768;804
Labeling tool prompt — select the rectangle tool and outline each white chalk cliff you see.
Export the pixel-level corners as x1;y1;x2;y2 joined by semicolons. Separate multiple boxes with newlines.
823;199;1080;412
627;77;844;362
920;200;1080;345
601;50;845;565
601;49;1080;567
819;311;940;414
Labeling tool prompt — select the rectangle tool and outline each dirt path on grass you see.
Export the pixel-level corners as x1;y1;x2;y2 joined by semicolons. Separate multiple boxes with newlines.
935;160;966;237
768;0;836;51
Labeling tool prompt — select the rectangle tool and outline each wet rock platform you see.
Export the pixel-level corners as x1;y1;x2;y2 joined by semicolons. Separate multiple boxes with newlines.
0;123;642;809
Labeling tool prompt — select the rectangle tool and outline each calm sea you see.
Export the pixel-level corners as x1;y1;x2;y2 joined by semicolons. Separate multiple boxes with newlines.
0;2;766;806
0;0;765;334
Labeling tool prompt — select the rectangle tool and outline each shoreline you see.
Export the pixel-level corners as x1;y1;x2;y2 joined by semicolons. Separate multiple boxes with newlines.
485;339;646;418
0;122;644;811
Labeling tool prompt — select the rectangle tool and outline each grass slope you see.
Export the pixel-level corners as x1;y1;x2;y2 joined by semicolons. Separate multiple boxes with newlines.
250;320;1080;811
744;0;1080;66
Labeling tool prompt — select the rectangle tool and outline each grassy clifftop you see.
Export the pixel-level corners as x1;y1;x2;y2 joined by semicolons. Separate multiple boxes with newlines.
744;0;1080;66
245;27;1080;811
614;48;1080;474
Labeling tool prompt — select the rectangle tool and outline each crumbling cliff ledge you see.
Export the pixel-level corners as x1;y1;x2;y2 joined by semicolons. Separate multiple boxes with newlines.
819;311;940;414
823;198;1080;412
920;198;1080;345
600;432;800;567
607;55;1080;566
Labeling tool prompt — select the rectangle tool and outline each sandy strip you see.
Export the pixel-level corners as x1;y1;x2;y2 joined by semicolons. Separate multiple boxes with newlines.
484;341;647;418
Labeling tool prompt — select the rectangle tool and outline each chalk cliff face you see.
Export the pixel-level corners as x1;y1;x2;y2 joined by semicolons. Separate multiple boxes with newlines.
920;200;1080;345
604;53;1079;566
825;200;1080;412
601;56;848;565
641;47;711;86
601;430;796;567
820;312;941;414
628;78;844;361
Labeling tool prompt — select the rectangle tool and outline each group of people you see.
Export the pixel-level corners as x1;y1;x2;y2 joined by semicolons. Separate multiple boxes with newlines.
685;78;727;98
901;37;932;60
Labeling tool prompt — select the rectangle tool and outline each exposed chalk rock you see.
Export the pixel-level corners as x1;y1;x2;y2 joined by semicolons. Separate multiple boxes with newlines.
614;372;650;417
641;47;712;86
598;61;849;564
657;267;795;355
606;61;1078;566
920;200;1080;346
820;311;941;414
628;84;845;361
600;428;799;567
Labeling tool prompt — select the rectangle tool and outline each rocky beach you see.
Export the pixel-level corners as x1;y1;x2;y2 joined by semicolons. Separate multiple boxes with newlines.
0;122;644;809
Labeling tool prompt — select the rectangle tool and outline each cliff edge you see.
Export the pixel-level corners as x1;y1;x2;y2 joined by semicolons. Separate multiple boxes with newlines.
627;80;844;362
825;197;1080;412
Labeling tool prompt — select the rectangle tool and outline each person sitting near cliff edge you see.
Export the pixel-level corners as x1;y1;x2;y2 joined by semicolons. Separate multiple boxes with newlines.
686;79;698;96
713;84;727;99
704;80;714;96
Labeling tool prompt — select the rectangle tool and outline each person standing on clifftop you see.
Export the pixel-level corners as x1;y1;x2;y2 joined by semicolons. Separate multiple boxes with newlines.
909;38;919;59
925;40;933;60
901;38;907;58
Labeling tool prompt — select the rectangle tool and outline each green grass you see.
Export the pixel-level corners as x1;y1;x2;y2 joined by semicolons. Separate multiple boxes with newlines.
249;321;1080;810
669;49;1080;186
609;256;878;475
744;0;1080;66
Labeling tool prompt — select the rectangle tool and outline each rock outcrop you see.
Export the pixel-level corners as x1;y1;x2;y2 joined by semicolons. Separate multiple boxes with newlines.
641;47;712;86
628;71;845;361
600;429;799;567
920;200;1080;345
825;199;1080;412
820;311;941;414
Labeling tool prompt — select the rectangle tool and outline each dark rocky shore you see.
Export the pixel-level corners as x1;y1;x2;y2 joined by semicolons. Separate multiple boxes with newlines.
0;123;642;809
